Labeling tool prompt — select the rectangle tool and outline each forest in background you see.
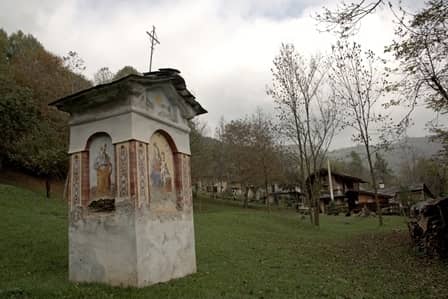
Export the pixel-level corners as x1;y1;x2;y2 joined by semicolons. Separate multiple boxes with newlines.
0;29;142;196
0;29;90;193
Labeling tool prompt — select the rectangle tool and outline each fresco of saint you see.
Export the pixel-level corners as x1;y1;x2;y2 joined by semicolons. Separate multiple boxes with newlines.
150;143;162;188
150;142;172;192
160;152;172;192
94;143;112;197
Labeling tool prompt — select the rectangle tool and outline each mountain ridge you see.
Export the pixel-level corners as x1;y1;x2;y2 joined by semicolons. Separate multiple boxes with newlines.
327;136;443;174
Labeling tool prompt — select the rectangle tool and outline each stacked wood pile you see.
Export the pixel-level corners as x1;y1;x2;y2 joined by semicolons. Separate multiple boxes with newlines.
408;197;448;258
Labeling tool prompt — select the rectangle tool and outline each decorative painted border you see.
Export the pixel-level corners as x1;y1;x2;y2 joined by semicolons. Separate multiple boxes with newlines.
116;142;130;199
182;155;193;208
71;153;82;207
174;153;193;210
136;142;149;207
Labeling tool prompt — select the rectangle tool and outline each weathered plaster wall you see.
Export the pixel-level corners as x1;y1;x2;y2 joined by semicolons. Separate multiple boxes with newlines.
69;113;133;154
135;210;196;286
68;204;196;287
132;112;191;155
68;202;138;286
68;112;191;155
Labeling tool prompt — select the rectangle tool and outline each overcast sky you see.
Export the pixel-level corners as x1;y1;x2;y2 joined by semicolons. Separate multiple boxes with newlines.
0;0;439;149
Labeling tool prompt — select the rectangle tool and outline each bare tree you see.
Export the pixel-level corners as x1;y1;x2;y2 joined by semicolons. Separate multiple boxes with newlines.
268;43;340;226
250;108;282;212
93;67;114;85
329;40;389;226
221;118;254;208
63;51;86;74
317;1;448;131
316;0;384;37
62;51;91;93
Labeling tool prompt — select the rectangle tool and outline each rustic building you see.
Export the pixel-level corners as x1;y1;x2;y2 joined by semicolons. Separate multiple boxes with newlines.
357;190;394;211
308;168;366;213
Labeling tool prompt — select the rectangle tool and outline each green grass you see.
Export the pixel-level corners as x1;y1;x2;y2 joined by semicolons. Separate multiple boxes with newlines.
1;184;447;298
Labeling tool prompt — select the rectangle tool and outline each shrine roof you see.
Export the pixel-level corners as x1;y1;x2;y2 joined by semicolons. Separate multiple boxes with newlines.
307;168;367;184
49;68;207;117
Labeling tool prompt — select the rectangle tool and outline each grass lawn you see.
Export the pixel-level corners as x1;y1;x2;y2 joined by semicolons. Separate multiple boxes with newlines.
1;184;447;298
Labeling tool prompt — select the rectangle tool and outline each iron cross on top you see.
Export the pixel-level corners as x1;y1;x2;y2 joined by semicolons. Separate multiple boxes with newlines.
146;25;160;72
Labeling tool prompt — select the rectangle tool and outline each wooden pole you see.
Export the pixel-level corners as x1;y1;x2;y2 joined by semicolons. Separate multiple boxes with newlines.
328;159;334;202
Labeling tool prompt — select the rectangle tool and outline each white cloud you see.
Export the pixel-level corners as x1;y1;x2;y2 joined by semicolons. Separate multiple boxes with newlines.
0;0;438;149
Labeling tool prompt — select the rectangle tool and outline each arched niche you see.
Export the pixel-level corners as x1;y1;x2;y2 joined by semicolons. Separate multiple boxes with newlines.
87;133;116;205
148;130;178;212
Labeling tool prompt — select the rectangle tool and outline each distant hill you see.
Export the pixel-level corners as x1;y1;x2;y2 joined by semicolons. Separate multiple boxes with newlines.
327;136;443;174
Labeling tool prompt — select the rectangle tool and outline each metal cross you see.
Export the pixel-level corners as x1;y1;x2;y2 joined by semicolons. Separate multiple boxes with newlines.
146;25;160;72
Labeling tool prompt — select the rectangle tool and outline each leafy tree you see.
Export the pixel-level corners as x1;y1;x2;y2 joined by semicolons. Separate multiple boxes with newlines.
0;29;37;168
0;29;91;197
113;66;141;80
189;119;216;185
10;122;68;198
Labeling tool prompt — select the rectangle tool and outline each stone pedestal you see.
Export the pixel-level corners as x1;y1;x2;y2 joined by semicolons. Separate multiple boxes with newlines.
51;69;206;287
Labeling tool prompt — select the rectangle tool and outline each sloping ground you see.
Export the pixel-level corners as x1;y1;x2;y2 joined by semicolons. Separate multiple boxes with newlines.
0;184;447;298
0;168;65;198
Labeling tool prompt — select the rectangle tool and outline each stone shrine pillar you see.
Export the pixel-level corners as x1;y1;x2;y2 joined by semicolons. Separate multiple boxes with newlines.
50;68;206;287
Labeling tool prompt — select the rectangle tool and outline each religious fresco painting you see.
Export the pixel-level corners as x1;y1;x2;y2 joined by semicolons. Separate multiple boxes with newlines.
143;90;178;123
89;134;115;199
148;132;176;211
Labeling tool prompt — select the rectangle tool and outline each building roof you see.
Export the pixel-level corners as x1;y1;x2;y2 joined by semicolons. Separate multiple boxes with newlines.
49;68;207;117
357;190;394;199
396;183;435;199
308;168;367;184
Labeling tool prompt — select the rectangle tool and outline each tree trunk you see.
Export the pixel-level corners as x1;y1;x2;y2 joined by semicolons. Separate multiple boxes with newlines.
265;179;270;214
63;175;69;201
45;178;51;199
244;185;249;208
262;160;271;213
311;183;320;227
366;147;383;226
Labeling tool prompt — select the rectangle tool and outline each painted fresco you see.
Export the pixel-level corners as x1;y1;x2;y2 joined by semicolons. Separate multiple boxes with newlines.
143;90;178;123
89;134;115;199
148;132;176;211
